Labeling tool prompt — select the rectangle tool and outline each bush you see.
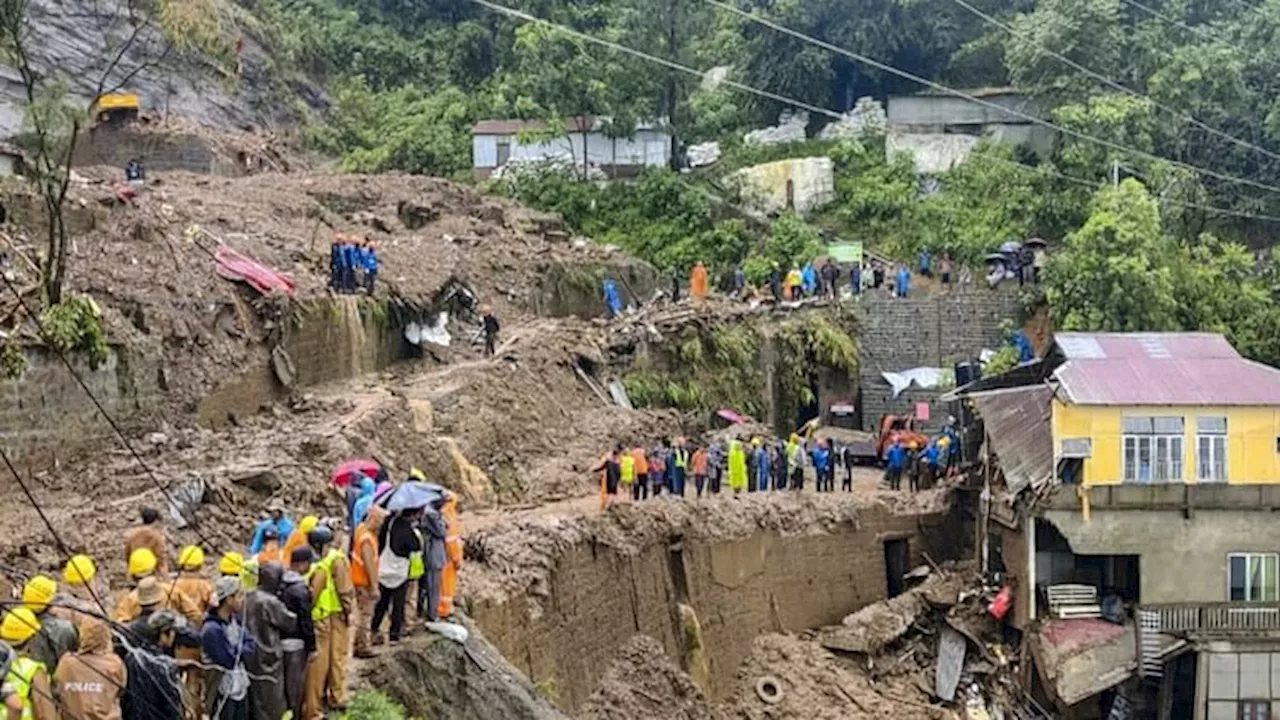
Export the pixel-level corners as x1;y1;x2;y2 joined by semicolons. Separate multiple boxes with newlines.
340;691;407;720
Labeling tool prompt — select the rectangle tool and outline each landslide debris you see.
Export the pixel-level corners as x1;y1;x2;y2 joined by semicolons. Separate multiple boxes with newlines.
580;635;725;720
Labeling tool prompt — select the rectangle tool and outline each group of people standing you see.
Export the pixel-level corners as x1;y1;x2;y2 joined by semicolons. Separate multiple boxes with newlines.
328;234;380;294
594;434;868;507
0;468;462;720
883;427;961;492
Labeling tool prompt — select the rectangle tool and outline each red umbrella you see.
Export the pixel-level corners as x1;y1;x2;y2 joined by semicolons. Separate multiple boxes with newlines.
331;459;379;487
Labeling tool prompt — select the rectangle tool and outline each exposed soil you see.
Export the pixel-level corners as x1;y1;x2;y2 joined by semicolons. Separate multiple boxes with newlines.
580;636;724;720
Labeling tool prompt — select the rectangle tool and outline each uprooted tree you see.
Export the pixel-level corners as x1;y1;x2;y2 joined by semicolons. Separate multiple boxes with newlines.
0;0;170;306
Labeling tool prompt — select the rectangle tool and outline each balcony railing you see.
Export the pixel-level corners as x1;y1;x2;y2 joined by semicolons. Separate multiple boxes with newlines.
1143;602;1280;634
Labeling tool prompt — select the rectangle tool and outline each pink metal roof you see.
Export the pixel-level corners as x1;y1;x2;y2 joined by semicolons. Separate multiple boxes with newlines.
1052;332;1280;405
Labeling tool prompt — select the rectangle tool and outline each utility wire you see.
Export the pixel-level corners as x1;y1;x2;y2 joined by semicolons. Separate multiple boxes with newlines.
467;0;1280;224
703;0;1280;197
0;272;224;555
944;0;1280;166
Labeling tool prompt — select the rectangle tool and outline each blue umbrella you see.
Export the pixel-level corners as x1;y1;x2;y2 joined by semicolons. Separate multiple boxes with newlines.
376;481;447;512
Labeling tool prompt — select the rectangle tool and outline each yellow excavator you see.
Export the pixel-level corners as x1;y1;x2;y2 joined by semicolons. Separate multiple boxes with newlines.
92;92;141;126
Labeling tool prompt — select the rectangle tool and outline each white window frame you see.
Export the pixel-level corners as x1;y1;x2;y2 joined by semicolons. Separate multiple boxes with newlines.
1197;416;1228;482
1229;553;1280;602
1122;416;1184;482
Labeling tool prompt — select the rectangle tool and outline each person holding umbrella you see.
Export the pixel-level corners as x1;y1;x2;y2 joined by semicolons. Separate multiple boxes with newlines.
369;499;423;644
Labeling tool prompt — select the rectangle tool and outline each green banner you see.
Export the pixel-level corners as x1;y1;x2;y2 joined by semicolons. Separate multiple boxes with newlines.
827;242;863;263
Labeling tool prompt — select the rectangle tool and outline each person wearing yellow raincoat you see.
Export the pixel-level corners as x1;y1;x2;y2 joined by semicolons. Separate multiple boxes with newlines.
728;439;748;494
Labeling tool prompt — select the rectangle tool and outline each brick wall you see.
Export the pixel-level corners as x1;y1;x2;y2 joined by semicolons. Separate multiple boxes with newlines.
71;127;245;176
855;286;1022;430
0;344;160;466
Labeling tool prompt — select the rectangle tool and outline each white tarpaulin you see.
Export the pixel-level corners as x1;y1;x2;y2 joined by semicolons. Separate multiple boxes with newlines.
406;312;451;347
881;367;955;397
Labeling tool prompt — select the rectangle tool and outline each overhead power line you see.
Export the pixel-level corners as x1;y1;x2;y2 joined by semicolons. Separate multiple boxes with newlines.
702;0;1280;197
465;0;1280;223
1117;0;1219;41
944;0;1280;166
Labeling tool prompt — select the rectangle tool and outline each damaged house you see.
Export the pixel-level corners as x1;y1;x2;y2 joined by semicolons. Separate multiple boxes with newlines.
950;332;1280;720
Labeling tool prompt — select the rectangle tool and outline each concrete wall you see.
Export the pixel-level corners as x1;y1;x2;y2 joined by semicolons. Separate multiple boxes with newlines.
1202;646;1280;720
731;157;836;218
71;126;245;176
469;503;961;712
1042;508;1280;604
473;129;671;170
887;93;1044;127
0;344;160;466
854;286;1022;431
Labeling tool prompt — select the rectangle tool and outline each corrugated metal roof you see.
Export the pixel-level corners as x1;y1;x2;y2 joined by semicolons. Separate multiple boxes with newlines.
973;385;1055;494
1052;332;1280;406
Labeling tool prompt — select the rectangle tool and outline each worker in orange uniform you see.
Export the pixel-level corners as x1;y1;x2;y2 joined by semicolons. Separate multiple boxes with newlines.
690;261;709;299
256;528;284;567
350;505;385;659
691;444;710;498
631;446;649;501
304;525;355;719
113;549;203;627
173;546;213;720
283;516;319;565
124;506;169;576
437;493;463;621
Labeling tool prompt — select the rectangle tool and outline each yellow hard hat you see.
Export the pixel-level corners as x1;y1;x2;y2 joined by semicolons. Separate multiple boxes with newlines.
752;437;762;447
63;555;97;586
218;552;245;576
299;516;319;534
409;468;426;481
178;546;205;570
0;608;40;644
128;548;158;578
22;575;56;613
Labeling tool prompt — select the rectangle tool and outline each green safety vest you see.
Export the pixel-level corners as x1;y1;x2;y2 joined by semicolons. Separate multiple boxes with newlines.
674;449;689;469
305;550;344;622
408;530;425;581
8;656;44;720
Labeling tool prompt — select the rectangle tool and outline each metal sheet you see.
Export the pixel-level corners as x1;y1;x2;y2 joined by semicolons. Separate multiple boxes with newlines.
973;385;1055;494
935;626;966;702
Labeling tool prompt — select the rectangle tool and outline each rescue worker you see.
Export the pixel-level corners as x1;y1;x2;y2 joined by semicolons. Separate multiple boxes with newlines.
0;642;22;718
352;476;381;529
602;277;623;318
304;526;355;719
53;618;125;720
244;563;296;720
437;495;463;621
885;440;907;491
592;447;622;509
58;555;112;627
218;553;245;580
125;507;169;576
282;516;319;566
619;449;636;501
119;609;187;720
773;440;787;491
351;506;384;658
328;237;341;291
708;441;724;494
786;434;804;490
842;442;857;491
648;442;667;496
812;440;832;493
418;497;448;625
481;305;500;357
172;547;211;720
691;444;709;498
1;607;57;720
255;528;284;567
21;576;77;676
630;446;649;501
363;238;379;294
114;549;203;627
896;264;911;298
727;438;747;494
752;439;771;493
690;261;709;299
371;510;418;645
671;437;689;497
820;259;839;300
249;503;294;555
201;577;255;720
784;266;802;301
280;548;316;720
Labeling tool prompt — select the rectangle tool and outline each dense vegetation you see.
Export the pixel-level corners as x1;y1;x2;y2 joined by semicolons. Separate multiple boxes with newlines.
249;0;1280;366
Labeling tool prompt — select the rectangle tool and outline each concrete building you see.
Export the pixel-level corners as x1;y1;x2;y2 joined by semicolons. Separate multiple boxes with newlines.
471;116;671;179
951;332;1280;720
885;88;1054;174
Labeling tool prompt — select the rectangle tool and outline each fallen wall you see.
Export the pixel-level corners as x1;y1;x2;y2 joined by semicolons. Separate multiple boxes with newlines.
466;495;960;713
855;286;1022;431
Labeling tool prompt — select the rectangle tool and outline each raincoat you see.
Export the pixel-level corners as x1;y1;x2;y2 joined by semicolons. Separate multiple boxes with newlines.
244;565;295;720
753;446;771;491
896;267;910;297
801;263;818;295
351;476;378;527
727;440;748;493
690;262;709;298
249;517;294;555
54;619;125;720
603;279;623;317
28;612;78;674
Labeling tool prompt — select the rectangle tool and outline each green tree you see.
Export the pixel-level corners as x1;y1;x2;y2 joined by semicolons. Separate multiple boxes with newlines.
1045;178;1180;331
1002;0;1125;94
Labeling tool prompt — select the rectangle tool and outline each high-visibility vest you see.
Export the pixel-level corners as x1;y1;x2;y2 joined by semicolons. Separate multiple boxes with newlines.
305;550;344;622
620;455;636;485
673;448;688;469
351;525;378;589
408;530;425;580
8;656;43;720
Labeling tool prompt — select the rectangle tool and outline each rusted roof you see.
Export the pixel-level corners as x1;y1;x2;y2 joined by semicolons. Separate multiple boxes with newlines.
971;385;1054;494
1053;332;1280;406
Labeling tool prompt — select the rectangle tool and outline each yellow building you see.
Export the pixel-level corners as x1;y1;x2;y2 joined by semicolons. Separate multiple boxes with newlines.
1048;332;1280;487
